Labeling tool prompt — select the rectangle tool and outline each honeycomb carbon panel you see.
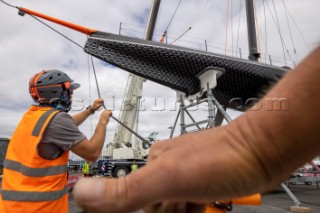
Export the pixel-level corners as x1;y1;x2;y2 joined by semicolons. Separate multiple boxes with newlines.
84;32;287;110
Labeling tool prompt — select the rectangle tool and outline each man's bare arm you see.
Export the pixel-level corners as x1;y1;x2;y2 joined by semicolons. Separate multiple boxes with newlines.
72;98;104;126
71;109;112;162
73;47;320;213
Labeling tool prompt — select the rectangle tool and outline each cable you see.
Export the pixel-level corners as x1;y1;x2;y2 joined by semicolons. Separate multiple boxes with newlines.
165;0;183;31
169;27;191;45
270;0;288;65
87;49;93;137
89;55;102;101
286;8;310;50
235;0;242;58
190;0;209;27
231;0;234;56
265;0;294;66
225;0;230;55
0;0;17;9
160;0;183;43
14;7;84;49
89;53;148;143
262;0;268;63
169;0;209;45
27;14;84;49
282;0;298;65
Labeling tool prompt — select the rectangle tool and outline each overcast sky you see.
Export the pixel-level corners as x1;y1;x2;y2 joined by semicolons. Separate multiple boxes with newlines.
1;0;319;160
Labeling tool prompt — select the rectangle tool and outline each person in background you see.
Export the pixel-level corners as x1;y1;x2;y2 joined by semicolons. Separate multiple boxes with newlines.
131;160;138;172
83;161;90;177
73;46;320;213
0;69;112;213
101;161;106;176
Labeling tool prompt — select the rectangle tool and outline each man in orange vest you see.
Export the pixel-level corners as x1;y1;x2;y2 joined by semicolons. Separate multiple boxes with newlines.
0;69;112;213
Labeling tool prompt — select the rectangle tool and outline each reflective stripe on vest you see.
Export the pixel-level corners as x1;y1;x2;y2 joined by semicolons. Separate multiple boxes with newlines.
0;186;69;201
32;108;57;136
4;159;67;177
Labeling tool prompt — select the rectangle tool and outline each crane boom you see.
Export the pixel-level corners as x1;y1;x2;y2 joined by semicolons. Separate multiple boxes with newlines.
113;74;145;147
112;0;161;149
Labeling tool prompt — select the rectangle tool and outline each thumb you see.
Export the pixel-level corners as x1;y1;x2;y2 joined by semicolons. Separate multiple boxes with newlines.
73;162;170;213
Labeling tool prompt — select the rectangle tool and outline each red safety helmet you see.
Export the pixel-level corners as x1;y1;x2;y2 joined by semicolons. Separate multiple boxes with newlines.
29;69;80;105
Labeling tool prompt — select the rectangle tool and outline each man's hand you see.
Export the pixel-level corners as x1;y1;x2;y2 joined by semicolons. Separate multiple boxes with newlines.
72;126;265;213
91;98;104;112
99;109;112;125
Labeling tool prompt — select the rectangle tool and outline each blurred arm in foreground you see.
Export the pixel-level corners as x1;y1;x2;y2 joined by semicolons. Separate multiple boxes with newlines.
73;46;320;213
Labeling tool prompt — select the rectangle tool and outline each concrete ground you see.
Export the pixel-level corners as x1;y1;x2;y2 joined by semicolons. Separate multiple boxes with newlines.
69;183;320;213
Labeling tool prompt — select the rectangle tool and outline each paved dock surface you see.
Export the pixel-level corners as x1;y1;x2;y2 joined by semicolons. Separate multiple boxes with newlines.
69;183;320;213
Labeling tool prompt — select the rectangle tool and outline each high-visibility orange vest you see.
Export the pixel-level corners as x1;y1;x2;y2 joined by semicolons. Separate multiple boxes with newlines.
0;106;69;213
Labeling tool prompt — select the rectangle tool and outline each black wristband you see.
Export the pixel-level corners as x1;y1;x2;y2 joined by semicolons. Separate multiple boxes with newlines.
86;105;95;115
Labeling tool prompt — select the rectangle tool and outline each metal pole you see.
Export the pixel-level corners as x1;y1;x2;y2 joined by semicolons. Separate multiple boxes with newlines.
281;183;302;207
179;97;186;134
170;109;181;138
144;0;161;41
205;40;208;52
211;96;232;123
185;110;201;130
269;55;273;65
207;83;215;128
245;0;260;61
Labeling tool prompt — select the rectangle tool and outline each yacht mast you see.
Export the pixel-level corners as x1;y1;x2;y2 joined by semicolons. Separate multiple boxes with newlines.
245;0;260;61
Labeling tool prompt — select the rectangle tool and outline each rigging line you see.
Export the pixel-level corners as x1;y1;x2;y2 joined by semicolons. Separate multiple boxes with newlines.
286;9;310;50
122;27;175;39
89;49;147;143
282;0;298;64
89;55;103;101
235;0;242;58
160;0;183;43
262;0;268;63
169;27;191;45
270;0;294;66
266;0;292;65
26;13;84;49
121;28;146;35
165;0;183;31
87;50;93;136
270;0;288;66
169;37;238;51
1;0;87;50
0;0;17;9
231;0;234;56
169;0;209;44
190;0;210;27
225;0;230;55
121;22;149;29
121;30;142;39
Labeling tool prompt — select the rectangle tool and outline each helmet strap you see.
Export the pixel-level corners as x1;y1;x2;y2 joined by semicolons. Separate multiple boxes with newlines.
44;91;71;112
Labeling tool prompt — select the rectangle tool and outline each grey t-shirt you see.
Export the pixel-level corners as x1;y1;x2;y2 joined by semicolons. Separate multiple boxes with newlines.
37;112;87;160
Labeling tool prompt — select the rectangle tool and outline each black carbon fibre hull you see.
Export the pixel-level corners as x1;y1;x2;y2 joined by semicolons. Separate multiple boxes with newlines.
84;32;287;110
